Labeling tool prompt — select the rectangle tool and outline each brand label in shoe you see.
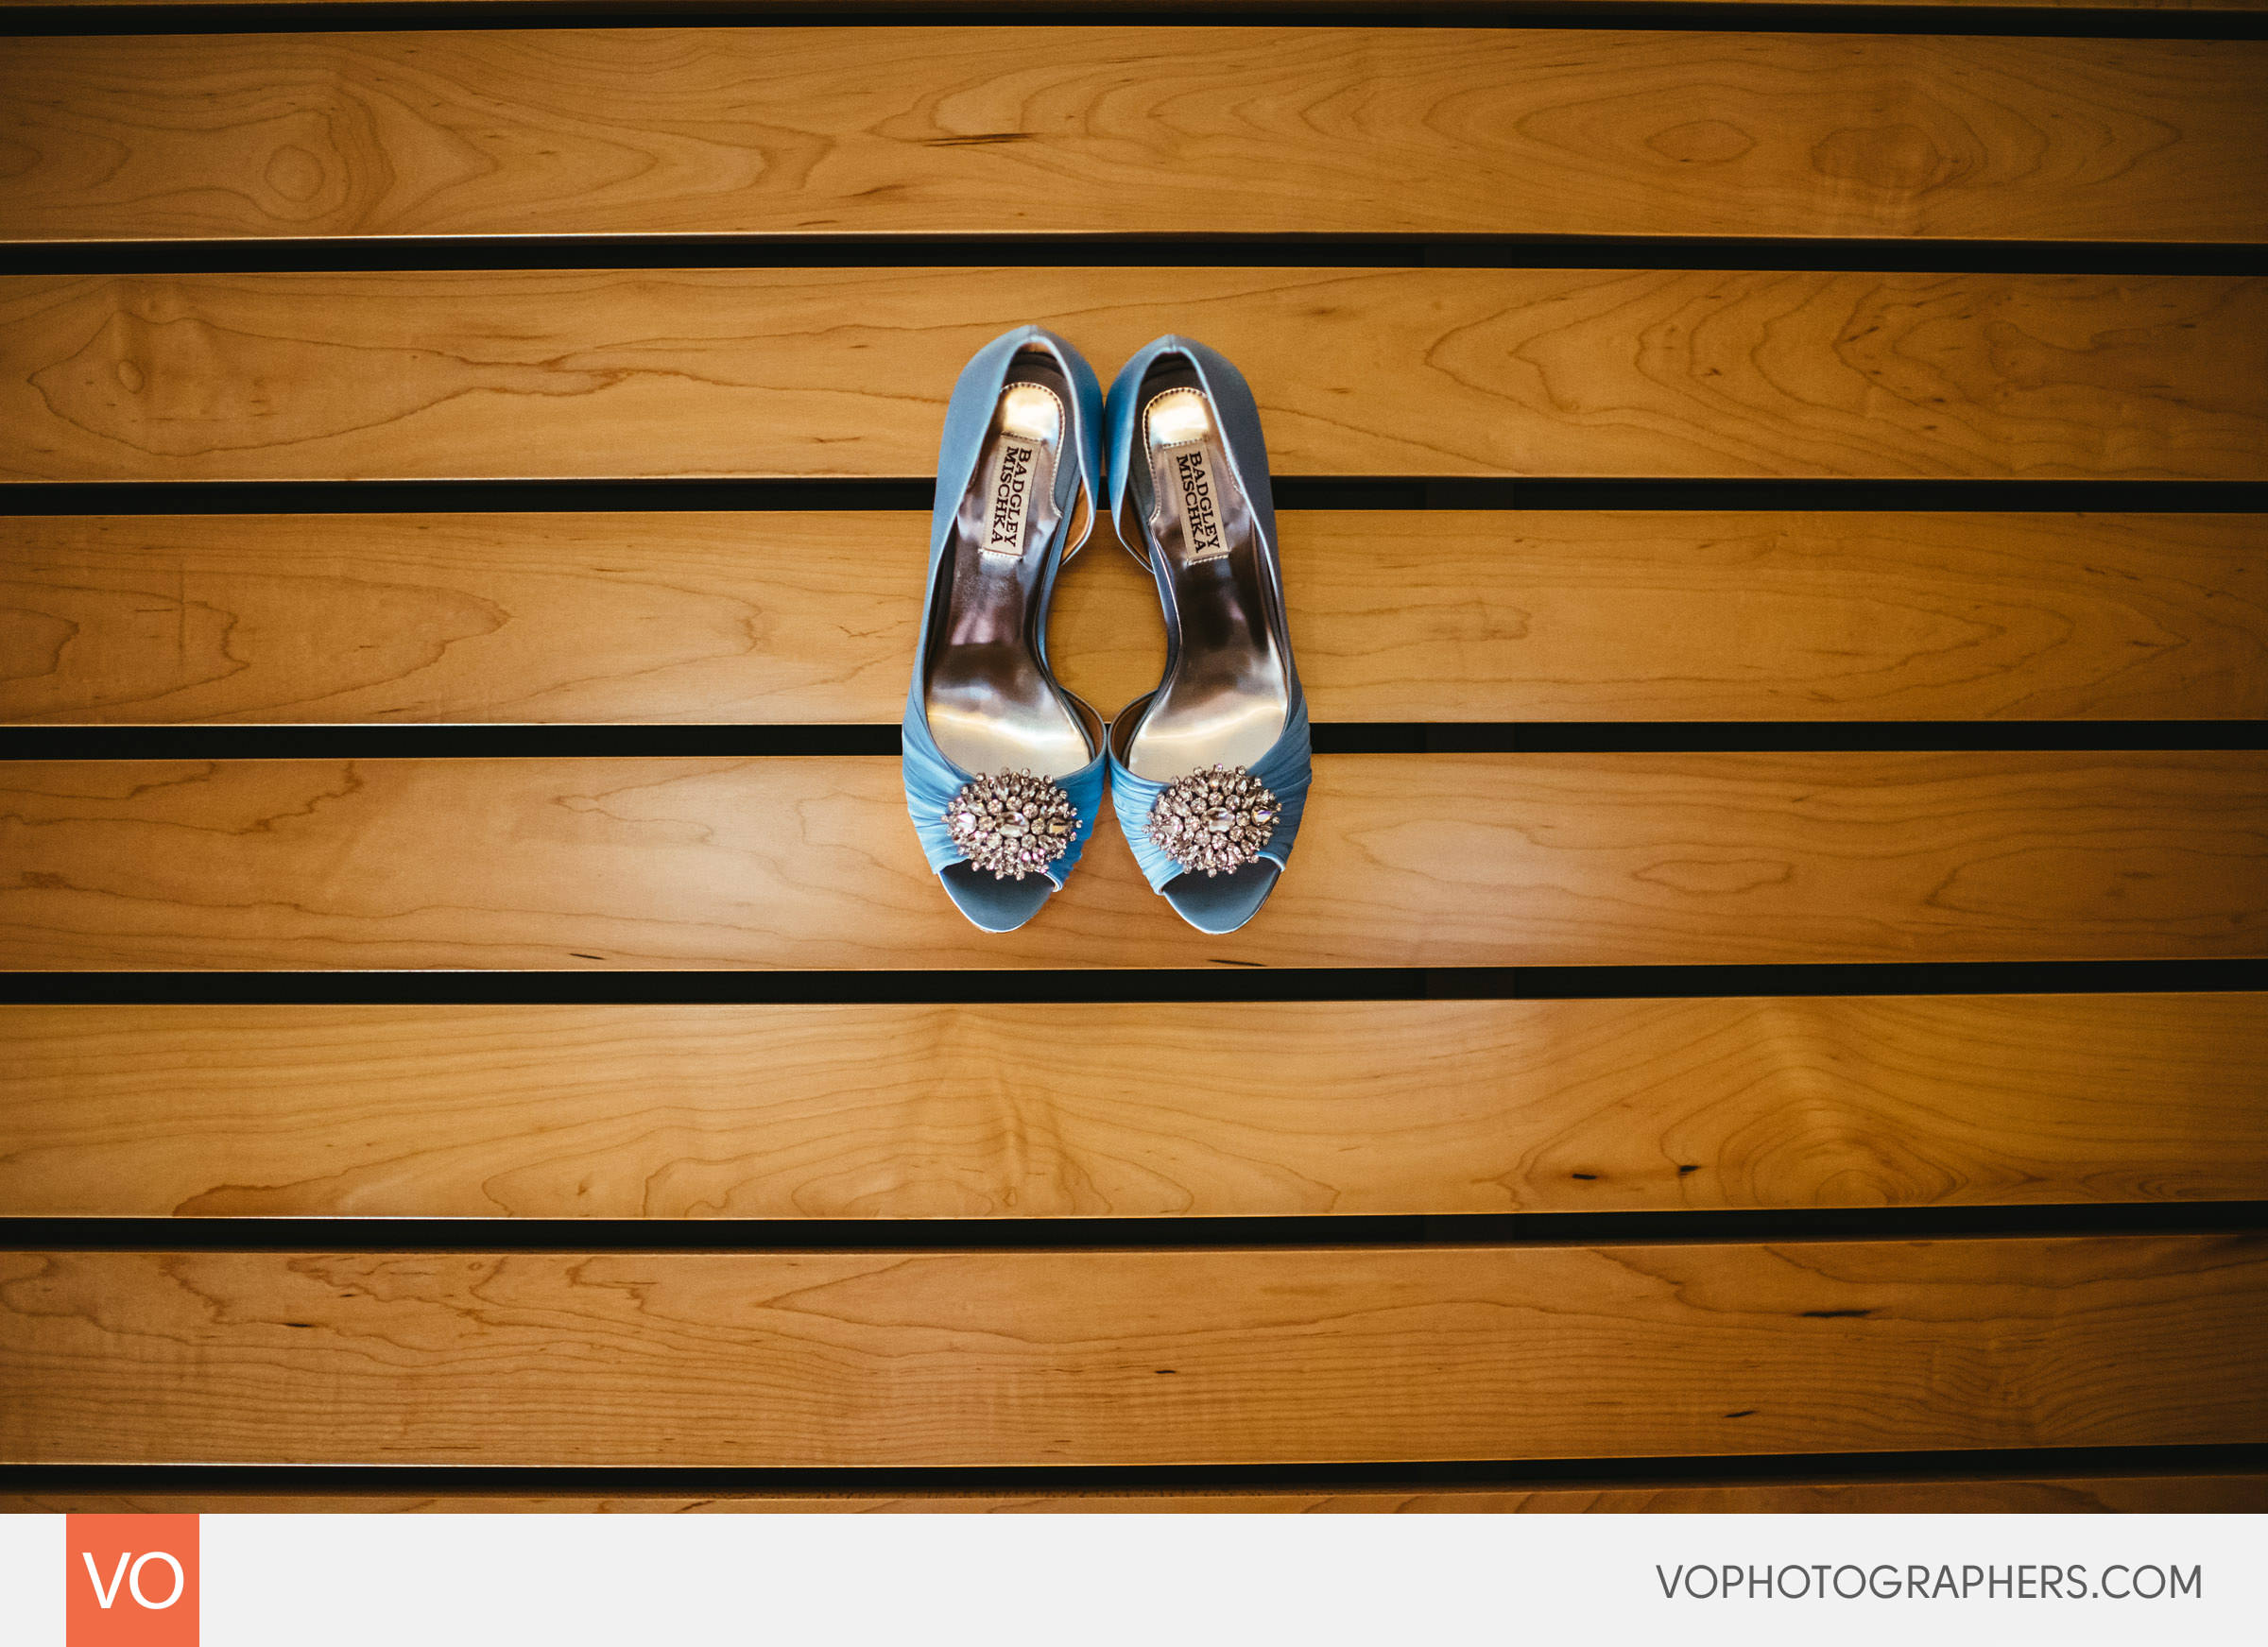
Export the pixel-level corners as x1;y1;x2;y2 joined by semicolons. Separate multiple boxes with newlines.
983;439;1040;560
1158;439;1228;563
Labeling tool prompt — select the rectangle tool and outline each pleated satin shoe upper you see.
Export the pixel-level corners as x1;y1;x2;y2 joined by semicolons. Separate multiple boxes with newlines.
1103;335;1313;935
903;326;1107;933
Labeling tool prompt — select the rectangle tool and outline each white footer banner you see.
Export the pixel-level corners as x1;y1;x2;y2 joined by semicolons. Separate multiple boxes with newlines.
4;1509;2263;1645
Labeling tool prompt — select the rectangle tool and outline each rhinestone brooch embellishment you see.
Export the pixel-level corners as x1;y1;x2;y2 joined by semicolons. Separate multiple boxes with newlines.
943;771;1078;881
1146;765;1279;877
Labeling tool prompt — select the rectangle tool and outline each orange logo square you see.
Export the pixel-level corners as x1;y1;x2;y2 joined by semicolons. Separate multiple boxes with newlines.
66;1515;198;1647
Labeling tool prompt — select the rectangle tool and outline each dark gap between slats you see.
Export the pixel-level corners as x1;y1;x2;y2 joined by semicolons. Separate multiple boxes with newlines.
4;1202;2264;1252
9;478;2268;516
12;235;2268;279
5;1445;2264;1503
12;724;2261;760
5;960;2262;1005
6;2;2265;43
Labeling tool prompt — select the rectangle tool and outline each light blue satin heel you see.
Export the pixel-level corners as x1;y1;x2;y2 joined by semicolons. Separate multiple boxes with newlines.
1104;335;1311;935
903;326;1107;932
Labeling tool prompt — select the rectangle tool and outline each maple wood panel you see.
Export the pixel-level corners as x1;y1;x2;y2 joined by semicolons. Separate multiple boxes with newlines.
3;29;2260;244
6;270;2262;483
11;1477;2264;1514
9;511;2263;726
4;753;2262;970
5;1238;2262;1466
5;995;2260;1218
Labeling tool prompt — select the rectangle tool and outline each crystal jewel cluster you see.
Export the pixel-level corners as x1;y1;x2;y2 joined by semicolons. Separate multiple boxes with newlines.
1146;765;1280;876
943;771;1078;881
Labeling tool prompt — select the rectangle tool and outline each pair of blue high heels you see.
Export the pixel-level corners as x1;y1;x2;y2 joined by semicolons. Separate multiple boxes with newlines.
902;326;1311;935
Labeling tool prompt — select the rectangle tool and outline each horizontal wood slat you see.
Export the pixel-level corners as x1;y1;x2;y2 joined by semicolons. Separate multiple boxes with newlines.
7;270;2262;483
9;511;2263;726
36;1;2268;11
3;29;2261;245
5;995;2262;1218
9;1477;2266;1514
6;1237;2263;1465
4;753;2261;970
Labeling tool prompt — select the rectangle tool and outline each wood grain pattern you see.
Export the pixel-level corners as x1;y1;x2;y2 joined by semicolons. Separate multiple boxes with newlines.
9;511;2263;726
37;1;2268;11
4;753;2261;970
4;28;2260;244
5;996;2261;1218
7;269;2262;483
11;1478;2265;1514
6;1238;2262;1465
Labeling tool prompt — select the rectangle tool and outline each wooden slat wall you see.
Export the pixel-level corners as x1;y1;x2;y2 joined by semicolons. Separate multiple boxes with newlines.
7;270;2264;483
12;1477;2268;1515
5;996;2264;1218
5;753;2261;970
9;511;2264;725
4;29;2262;244
4;0;2263;1518
6;1239;2265;1467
